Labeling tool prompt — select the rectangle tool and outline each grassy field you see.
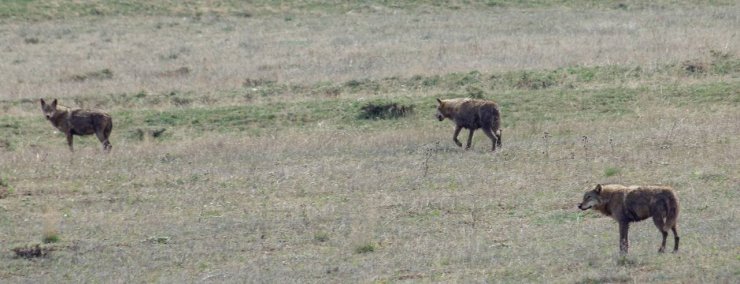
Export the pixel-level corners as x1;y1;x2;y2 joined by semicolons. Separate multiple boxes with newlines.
1;1;739;283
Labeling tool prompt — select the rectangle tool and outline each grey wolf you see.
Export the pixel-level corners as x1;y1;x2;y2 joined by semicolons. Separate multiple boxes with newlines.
578;184;680;254
435;98;501;151
40;99;113;152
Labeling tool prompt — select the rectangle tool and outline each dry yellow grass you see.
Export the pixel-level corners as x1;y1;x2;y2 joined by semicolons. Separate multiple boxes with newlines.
1;5;737;101
1;2;739;283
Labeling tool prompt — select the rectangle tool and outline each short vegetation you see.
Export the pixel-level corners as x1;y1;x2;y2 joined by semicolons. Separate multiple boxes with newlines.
0;1;737;283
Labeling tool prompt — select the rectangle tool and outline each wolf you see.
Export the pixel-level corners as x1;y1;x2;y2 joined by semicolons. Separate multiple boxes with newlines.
40;99;113;152
435;98;502;151
578;184;680;254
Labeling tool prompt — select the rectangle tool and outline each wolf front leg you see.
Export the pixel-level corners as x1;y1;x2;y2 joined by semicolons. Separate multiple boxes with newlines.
452;126;463;147
465;129;475;150
619;221;630;254
65;132;74;152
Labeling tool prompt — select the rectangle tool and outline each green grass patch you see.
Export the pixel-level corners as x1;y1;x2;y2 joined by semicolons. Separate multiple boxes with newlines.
69;69;113;82
604;167;621;177
314;232;330;243
0;117;23;135
0;176;9;188
1;59;736;146
147;236;171;245
576;275;632;284
534;211;585;225
692;171;729;183
0;176;12;199
497;87;637;127
355;243;376;254
662;81;740;105
42;233;60;244
3;79;734;144
117;97;424;135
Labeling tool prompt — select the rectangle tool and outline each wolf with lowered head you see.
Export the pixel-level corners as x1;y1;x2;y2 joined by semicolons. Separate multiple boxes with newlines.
578;183;680;254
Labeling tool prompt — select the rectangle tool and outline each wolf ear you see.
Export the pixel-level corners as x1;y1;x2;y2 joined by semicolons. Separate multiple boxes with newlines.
51;99;57;108
436;98;443;105
40;98;46;106
595;184;602;193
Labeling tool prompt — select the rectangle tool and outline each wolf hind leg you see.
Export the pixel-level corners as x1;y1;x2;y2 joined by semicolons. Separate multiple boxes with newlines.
671;225;679;253
481;128;498;151
652;214;668;253
96;129;112;152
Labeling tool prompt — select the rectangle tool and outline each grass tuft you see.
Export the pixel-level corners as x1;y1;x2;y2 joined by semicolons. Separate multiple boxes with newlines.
576;275;632;284
147;236;171;245
42;210;61;244
355;243;376;254
604;167;621;177
358;101;414;120
42;234;60;244
12;244;52;259
314;232;330;243
69;69;114;82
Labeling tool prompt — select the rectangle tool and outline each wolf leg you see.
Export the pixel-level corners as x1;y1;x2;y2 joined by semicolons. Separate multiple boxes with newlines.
619;222;630;254
66;132;74;152
465;129;475;150
481;128;498;151
95;129;112;152
652;214;668;253
658;231;668;253
452;126;463;147
671;225;679;252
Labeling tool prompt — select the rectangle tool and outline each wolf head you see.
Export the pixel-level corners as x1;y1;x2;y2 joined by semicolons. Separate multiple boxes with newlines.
40;99;59;120
435;98;448;121
578;184;606;210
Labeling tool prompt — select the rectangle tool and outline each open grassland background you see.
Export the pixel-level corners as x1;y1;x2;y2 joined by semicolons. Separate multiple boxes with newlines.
1;1;739;283
1;1;738;100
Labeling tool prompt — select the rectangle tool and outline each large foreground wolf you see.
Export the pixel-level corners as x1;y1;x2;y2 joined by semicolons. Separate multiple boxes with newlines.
578;184;680;254
435;98;501;151
40;99;113;152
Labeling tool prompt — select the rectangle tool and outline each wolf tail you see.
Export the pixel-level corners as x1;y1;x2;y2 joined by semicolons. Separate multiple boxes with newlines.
105;117;113;137
492;106;502;147
664;191;679;230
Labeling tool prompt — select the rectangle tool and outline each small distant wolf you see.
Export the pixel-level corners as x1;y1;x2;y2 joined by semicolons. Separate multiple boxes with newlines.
578;184;680;254
40;99;113;152
435;98;502;151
